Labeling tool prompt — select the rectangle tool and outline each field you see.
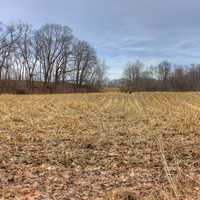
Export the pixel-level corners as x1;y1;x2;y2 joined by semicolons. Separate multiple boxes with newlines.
1;92;200;200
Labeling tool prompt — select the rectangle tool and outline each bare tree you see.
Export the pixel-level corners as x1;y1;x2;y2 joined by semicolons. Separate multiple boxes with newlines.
0;23;20;80
88;59;107;88
14;23;40;88
70;40;97;87
36;24;73;87
158;61;171;90
171;66;186;90
123;60;143;90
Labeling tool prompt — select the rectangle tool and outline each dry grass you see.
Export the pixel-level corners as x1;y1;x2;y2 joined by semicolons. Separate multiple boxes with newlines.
0;92;200;199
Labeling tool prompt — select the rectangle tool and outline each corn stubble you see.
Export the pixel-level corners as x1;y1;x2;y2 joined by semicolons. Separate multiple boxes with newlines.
0;92;200;200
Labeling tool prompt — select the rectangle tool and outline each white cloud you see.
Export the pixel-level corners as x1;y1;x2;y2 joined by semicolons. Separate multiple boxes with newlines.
1;0;200;78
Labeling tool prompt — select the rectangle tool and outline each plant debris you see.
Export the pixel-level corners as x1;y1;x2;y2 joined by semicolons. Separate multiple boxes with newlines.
0;92;200;199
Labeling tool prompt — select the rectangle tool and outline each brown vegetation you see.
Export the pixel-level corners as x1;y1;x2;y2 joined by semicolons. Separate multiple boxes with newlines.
0;92;200;199
0;80;101;94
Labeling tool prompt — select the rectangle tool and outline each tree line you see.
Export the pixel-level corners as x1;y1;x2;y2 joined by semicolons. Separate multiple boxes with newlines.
122;60;200;92
0;22;106;93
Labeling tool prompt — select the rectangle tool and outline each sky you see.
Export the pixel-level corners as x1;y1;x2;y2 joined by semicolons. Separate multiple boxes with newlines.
1;0;200;79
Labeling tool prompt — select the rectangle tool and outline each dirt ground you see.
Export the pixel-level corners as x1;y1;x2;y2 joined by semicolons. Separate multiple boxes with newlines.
0;92;200;200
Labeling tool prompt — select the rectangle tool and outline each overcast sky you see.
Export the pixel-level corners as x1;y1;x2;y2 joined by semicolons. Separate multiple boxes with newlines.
1;0;200;78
